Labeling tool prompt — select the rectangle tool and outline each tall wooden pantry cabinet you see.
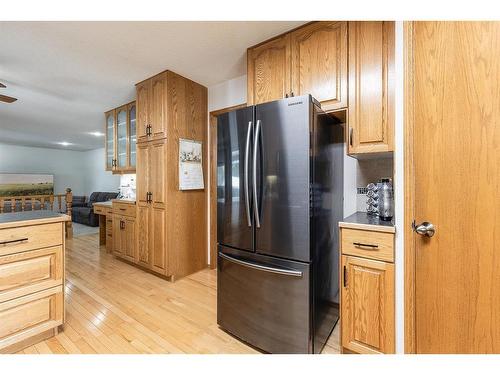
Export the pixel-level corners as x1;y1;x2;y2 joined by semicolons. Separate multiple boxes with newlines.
135;70;208;281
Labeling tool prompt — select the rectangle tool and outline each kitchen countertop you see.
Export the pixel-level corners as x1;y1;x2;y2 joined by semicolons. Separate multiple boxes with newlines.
0;210;70;229
339;212;395;233
111;199;136;204
93;200;113;207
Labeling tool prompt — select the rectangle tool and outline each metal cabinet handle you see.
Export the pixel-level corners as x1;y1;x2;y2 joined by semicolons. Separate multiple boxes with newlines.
0;237;29;245
220;253;302;277
349;128;353;147
253;120;261;228
343;265;348;287
244;121;252;227
353;242;379;249
413;221;436;237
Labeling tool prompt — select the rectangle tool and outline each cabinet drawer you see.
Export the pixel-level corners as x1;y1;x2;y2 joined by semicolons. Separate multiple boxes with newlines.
113;202;136;217
0;223;62;257
105;208;113;216
341;228;394;262
93;205;106;215
0;246;63;303
0;286;63;350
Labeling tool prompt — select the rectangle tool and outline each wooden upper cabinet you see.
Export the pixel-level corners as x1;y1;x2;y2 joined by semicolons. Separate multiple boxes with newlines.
290;21;348;111
105;110;115;171
150;73;167;139
104;102;136;174
136;79;151;142
247;34;291;105
128;102;137;168
348;21;395;155
115;105;128;171
341;255;395;354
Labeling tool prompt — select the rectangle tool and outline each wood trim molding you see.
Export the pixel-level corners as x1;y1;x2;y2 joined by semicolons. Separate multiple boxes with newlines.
209;103;247;269
403;21;416;354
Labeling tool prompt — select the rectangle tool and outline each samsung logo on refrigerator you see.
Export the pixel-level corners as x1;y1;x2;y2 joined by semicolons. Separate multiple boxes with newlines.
288;101;303;106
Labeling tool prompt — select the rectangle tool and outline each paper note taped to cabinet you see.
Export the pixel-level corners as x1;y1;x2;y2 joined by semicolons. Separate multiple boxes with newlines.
179;138;204;190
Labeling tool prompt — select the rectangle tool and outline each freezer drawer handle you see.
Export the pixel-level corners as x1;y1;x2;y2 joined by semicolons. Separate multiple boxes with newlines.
219;253;302;278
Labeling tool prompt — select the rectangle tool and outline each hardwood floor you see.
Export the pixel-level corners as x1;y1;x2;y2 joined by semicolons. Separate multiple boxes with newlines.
16;234;340;354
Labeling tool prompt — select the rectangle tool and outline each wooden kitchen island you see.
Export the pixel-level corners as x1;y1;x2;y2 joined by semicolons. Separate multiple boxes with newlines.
0;210;69;353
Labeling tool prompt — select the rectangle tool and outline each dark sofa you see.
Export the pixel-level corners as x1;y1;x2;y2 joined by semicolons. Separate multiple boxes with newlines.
72;192;118;227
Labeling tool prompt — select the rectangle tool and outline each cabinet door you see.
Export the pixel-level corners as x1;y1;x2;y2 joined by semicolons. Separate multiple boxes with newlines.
348;21;394;154
341;255;394;354
115;105;128;171
128;102;137;169
150;140;166;208
112;215;123;256
136;80;150;142
291;21;348;111
151;207;166;274
123;217;136;262
136;205;150;269
247;34;291;105
150;73;166;139
136;142;150;206
105;110;115;171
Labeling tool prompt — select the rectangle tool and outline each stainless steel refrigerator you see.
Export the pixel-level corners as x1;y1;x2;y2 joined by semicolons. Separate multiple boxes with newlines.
216;95;344;354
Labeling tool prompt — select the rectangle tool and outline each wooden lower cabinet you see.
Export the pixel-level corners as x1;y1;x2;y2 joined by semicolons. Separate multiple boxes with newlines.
0;217;67;353
135;203;167;275
151;207;166;274
136;203;150;268
113;213;136;263
341;255;394;354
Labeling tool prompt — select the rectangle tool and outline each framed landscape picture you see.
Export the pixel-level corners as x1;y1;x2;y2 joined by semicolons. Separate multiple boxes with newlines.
0;173;54;197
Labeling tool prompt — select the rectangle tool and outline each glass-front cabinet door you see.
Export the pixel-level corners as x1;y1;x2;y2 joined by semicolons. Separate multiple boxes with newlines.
116;105;128;170
104;101;137;173
105;110;115;171
128;103;136;169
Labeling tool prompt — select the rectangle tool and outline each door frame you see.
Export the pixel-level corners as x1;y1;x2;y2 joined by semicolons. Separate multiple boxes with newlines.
403;21;416;354
209;103;247;269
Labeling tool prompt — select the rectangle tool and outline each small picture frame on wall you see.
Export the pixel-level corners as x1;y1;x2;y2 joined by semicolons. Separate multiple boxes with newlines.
179;138;204;190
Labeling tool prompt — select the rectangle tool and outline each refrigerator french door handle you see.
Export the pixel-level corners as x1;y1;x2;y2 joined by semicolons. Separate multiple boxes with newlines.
244;121;252;227
253;119;261;228
219;253;303;278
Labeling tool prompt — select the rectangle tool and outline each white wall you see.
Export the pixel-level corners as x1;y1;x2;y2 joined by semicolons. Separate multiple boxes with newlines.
82;148;121;196
0;143;88;195
0;143;121;198
208;75;247;112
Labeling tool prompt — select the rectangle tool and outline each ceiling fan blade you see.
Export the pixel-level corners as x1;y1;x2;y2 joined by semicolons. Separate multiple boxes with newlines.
0;83;6;88
0;94;17;103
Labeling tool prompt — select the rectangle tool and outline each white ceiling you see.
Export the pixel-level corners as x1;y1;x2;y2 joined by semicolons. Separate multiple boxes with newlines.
0;21;304;151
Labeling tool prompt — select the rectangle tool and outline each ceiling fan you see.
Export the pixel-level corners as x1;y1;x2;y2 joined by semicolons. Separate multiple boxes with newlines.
0;82;18;103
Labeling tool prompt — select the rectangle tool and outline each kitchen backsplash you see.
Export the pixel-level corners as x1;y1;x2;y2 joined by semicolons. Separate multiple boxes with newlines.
119;174;136;200
356;158;393;212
